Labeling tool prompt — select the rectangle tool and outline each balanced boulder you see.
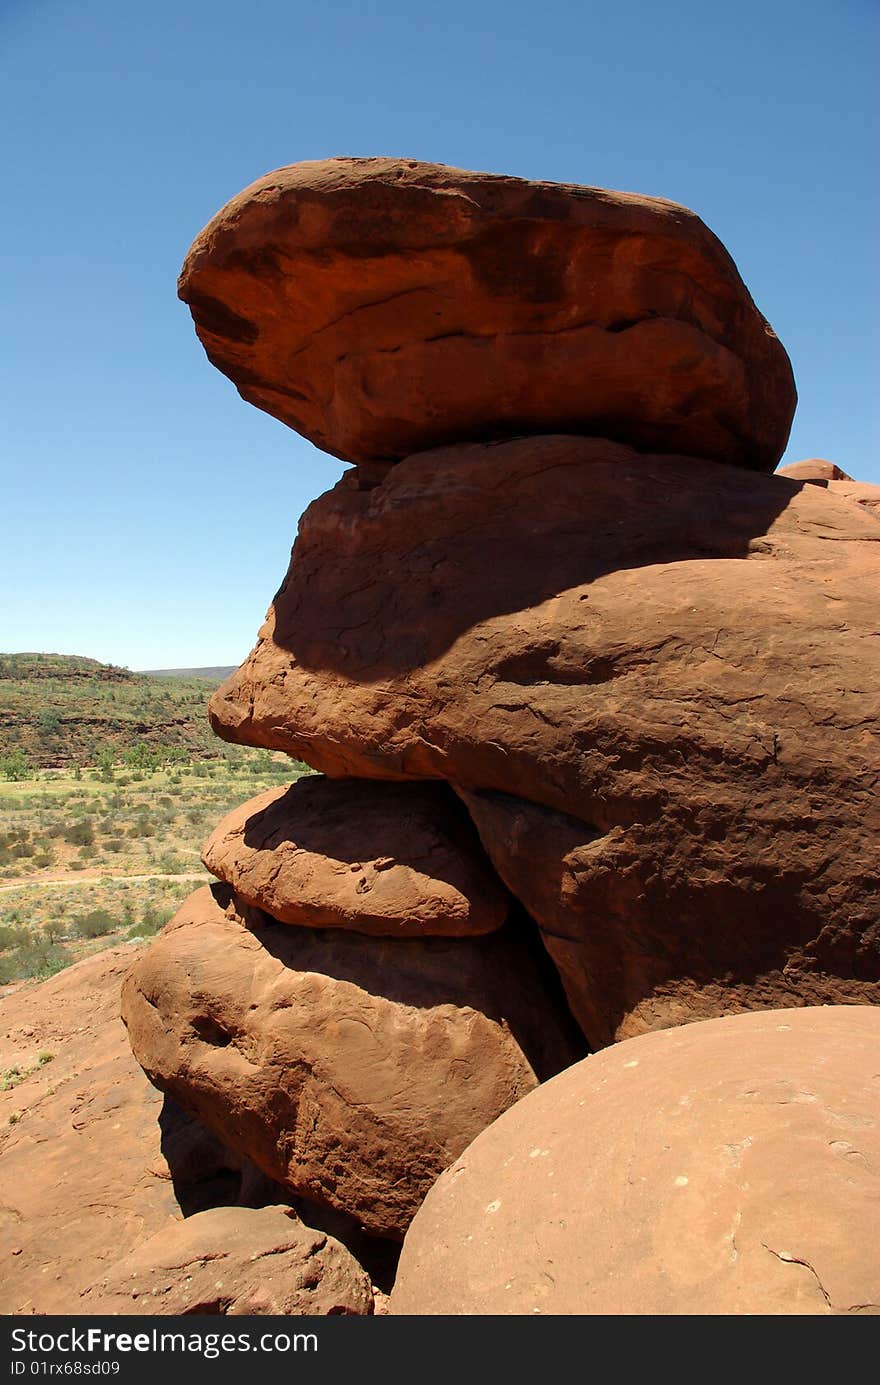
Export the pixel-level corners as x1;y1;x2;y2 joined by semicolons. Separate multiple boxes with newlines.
202;776;508;936
121;884;583;1238
390;1006;880;1315
179;157;795;471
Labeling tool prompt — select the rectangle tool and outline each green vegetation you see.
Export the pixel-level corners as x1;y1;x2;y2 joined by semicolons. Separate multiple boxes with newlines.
0;652;242;770
0;651;310;988
1;1052;54;1091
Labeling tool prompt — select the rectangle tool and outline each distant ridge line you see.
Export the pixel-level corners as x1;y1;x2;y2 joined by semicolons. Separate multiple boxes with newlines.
138;666;236;680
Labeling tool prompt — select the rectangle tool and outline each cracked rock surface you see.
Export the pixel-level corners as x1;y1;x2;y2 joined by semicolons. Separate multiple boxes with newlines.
179;157;795;471
390;1005;880;1315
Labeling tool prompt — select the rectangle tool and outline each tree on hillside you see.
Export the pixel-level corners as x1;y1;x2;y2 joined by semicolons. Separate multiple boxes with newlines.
0;749;31;781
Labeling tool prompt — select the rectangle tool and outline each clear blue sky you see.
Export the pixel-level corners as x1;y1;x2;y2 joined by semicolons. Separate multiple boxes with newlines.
1;0;877;669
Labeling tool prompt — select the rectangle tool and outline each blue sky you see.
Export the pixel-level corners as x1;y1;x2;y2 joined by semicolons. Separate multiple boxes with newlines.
1;0;877;669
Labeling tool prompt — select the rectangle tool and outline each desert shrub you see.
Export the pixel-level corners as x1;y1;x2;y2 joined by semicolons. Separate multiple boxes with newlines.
73;908;116;939
0;936;70;982
64;819;94;847
155;853;188;874
0;923;30;951
32;852;52;869
126;902;172;939
104;837;124;854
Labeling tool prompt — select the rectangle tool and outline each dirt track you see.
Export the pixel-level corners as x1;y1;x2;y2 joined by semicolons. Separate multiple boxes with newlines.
0;870;208;895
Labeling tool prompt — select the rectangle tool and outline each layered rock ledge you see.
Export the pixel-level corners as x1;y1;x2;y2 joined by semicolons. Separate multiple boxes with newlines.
202;777;508;937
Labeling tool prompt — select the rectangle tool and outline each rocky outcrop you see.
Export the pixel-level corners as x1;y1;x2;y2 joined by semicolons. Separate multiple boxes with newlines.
121;884;584;1238
777;458;853;483
0;946;183;1314
81;1204;373;1315
179;158;795;471
208;437;880;1044
0;946;291;1314
116;158;876;1283
202;777;508;936
390;1006;880;1315
829;479;880;518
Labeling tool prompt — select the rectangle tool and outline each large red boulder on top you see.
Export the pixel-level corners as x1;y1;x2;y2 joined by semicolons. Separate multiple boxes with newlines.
179;157;795;471
208;436;880;1046
202;777;508;937
390;1006;880;1316
121;884;583;1238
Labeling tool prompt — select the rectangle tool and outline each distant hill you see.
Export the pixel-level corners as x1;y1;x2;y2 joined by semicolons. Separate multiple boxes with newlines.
0;653;235;769
139;666;236;681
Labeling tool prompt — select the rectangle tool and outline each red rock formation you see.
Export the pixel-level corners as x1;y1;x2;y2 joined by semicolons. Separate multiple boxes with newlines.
202;777;508;936
208;437;880;1044
829;479;880;518
179;158;795;471
0;947;185;1313
121;884;584;1238
81;1204;373;1315
390;1006;880;1315
777;458;853;483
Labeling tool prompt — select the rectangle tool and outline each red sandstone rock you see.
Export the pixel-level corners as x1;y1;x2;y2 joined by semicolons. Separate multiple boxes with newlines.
122;884;584;1238
390;1006;880;1316
828;479;880;518
209;436;880;1045
777;458;853;483
0;947;182;1314
179;158;795;471
81;1204;373;1315
202;777;507;937
776;462;880;517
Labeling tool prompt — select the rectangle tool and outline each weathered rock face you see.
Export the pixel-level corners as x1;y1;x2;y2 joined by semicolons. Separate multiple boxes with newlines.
202;776;508;937
209;436;880;1044
459;786;880;1043
775;463;880;518
179;158;795;472
829;478;880;519
390;1006;880;1316
81;1204;373;1316
121;884;584;1238
0;947;183;1314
